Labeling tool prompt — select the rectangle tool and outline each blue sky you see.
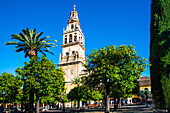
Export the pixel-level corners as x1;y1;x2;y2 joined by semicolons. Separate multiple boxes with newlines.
0;0;151;77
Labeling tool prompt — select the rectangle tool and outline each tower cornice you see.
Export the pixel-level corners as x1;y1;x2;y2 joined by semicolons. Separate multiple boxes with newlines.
61;41;85;51
63;29;85;38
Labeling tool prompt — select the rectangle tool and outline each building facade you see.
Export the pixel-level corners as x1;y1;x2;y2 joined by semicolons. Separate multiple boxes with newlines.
58;5;87;94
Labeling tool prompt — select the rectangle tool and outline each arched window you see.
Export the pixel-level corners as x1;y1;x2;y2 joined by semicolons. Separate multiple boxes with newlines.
72;51;75;54
74;36;77;41
66;52;69;56
71;24;74;29
64;38;67;44
80;37;83;44
72;51;76;60
66;52;69;61
69;34;72;43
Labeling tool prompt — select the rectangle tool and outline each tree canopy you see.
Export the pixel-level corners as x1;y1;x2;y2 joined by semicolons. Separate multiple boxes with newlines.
16;56;65;104
150;0;170;109
0;72;23;104
67;84;103;102
5;28;57;59
85;45;147;113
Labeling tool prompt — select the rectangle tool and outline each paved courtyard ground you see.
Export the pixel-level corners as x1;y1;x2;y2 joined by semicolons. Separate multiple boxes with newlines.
39;104;168;113
2;104;168;113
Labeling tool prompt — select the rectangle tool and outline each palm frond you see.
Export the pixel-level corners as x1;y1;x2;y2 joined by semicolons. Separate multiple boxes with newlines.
36;32;43;42
40;42;57;46
6;28;56;58
24;47;30;53
33;28;36;33
22;29;27;35
39;50;47;57
25;51;29;58
30;29;34;45
44;43;57;46
26;28;31;38
41;50;54;55
11;35;25;42
19;33;29;44
14;43;28;49
33;29;36;45
42;39;57;43
38;46;50;50
39;36;51;42
5;41;19;45
16;47;25;53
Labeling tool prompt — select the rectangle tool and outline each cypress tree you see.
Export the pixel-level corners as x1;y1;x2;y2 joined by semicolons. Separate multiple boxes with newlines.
150;0;170;110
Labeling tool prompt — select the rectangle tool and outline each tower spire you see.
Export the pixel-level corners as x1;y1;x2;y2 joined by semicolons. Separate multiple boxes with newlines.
73;5;76;11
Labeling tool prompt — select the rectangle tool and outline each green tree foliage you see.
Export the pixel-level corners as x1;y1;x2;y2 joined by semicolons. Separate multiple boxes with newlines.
161;51;170;110
85;45;147;113
0;72;23;104
5;28;57;112
67;85;103;104
150;0;170;109
5;28;57;59
16;56;65;111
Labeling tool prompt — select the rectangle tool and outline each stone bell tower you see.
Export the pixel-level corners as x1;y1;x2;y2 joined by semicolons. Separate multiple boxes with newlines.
58;5;87;94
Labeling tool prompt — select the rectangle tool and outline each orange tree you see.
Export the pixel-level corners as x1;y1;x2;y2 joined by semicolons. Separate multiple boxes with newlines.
16;56;65;113
85;45;147;113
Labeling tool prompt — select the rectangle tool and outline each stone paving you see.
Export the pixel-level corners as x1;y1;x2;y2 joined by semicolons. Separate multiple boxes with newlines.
39;104;168;113
2;104;168;113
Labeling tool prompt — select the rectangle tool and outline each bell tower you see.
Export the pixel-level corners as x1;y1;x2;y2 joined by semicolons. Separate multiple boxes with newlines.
58;5;87;94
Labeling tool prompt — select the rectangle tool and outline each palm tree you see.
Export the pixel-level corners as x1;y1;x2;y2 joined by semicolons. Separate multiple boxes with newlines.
5;28;57;59
71;77;82;108
5;28;57;113
71;77;81;87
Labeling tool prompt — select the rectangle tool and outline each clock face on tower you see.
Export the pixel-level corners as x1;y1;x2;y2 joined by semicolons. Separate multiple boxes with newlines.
70;68;74;75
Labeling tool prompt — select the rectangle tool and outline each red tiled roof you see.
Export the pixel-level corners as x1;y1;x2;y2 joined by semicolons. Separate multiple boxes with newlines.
139;76;151;87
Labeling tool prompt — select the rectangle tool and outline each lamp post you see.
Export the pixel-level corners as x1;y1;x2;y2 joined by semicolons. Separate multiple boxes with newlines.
1;89;7;112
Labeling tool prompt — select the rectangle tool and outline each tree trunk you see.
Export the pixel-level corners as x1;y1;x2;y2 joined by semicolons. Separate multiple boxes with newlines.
114;98;117;111
25;102;28;112
36;93;39;113
71;101;73;108
119;97;121;108
60;95;65;112
28;89;34;112
117;98;119;108
63;101;65;113
16;103;19;109
28;49;38;59
21;102;23;112
105;86;110;113
47;103;49;110
78;99;80;109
